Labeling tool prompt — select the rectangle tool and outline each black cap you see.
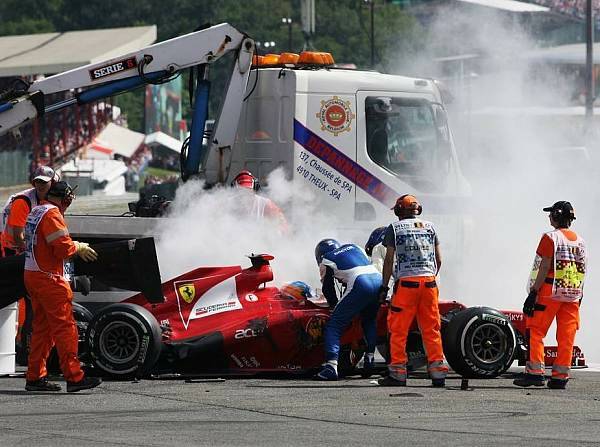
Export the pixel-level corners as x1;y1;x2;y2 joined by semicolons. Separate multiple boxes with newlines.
543;201;575;220
47;181;74;199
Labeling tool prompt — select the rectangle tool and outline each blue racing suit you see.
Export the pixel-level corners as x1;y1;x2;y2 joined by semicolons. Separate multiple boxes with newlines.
319;244;382;362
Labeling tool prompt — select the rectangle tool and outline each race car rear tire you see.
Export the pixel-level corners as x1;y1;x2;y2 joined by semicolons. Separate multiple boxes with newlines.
443;306;516;379
47;302;93;374
86;303;162;379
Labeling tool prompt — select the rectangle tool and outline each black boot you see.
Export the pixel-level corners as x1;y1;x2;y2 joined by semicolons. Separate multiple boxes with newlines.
431;378;446;388
513;373;546;387
67;376;102;393
25;377;62;392
547;378;568;389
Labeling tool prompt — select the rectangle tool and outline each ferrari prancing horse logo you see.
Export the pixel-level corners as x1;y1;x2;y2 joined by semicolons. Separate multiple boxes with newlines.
178;283;196;303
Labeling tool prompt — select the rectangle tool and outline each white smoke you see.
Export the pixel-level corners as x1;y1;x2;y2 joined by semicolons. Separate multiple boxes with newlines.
154;167;343;289
392;6;600;361
154;7;600;362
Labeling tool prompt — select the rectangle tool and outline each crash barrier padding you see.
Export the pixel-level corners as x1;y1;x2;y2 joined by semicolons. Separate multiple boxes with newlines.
75;237;163;303
0;302;17;374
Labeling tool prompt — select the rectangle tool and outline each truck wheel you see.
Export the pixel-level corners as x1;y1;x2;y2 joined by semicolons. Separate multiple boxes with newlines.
86;303;162;379
442;307;516;379
47;302;93;373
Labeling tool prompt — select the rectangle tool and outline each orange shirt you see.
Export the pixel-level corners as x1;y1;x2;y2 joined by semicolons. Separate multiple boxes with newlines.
536;229;577;278
32;206;77;275
1;197;31;249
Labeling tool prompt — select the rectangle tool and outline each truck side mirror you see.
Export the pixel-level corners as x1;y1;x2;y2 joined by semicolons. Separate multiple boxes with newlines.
434;106;448;133
433;105;450;145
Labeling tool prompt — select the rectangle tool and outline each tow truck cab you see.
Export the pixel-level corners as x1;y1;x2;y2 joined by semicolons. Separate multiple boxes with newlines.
207;66;471;260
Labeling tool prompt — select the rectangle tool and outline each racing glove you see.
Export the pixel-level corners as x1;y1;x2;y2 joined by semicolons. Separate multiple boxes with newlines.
523;290;537;317
74;241;98;262
378;285;389;304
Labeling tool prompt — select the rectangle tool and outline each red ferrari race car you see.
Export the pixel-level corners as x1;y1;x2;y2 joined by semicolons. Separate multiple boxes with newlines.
0;237;585;379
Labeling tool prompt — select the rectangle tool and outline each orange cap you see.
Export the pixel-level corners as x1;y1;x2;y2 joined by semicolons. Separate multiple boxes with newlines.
391;194;419;210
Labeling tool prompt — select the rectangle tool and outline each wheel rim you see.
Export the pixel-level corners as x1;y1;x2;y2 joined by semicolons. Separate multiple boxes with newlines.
469;323;507;364
99;321;140;365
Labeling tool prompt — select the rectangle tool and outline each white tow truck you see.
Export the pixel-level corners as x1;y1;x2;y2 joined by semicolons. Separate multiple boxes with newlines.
0;23;470;258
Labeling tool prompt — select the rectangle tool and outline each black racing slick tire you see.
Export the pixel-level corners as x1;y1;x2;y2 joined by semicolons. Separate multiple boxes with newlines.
73;302;94;362
86;303;162;379
442;307;516;379
47;302;93;373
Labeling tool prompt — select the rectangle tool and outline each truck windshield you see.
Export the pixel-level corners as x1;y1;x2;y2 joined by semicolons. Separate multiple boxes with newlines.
365;97;451;192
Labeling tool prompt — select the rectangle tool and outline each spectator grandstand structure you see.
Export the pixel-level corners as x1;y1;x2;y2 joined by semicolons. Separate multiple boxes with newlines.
529;0;600;27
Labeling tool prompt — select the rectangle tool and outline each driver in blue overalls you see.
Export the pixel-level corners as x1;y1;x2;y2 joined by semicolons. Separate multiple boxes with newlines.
314;239;383;380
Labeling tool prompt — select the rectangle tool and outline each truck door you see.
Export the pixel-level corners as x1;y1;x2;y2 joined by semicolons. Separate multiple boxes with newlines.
355;91;470;293
354;91;464;219
292;92;358;224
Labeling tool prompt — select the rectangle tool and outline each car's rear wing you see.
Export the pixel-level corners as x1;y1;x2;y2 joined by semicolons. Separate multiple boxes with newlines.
75;237;163;303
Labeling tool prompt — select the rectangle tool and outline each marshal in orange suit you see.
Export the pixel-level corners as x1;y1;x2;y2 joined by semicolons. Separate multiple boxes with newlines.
23;181;102;393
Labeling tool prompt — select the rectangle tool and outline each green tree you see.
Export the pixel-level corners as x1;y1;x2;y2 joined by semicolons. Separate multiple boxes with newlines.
312;0;423;71
0;0;63;35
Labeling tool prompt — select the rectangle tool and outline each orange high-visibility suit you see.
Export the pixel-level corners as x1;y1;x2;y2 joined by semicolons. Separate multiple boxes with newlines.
383;215;448;382
1;188;38;253
1;190;39;354
24;203;84;383
388;275;447;380
526;229;585;381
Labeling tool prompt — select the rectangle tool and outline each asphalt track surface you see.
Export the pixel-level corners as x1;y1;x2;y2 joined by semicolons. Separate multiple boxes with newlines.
1;368;600;447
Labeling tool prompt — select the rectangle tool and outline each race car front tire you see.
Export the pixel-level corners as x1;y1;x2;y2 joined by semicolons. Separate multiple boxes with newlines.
86;303;162;379
442;306;516;379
